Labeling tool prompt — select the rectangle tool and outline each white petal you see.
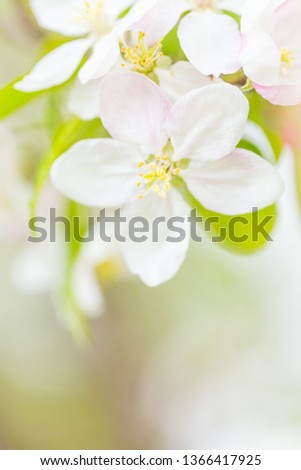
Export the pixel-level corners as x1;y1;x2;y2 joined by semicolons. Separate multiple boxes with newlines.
183;149;284;215
243;121;276;163
78;33;120;83
121;189;190;286
156;61;221;102
72;252;105;318
30;0;90;37
51;139;142;207
240;31;281;86
166;83;249;161
218;0;246;15
117;0;158;32
241;0;282;31
15;39;92;92
178;10;241;77
68;78;102;120
99;70;172;154
104;0;134;22
129;0;187;46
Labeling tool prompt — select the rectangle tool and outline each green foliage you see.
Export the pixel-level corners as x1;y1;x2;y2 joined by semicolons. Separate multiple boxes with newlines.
247;92;283;161
174;177;278;255
58;200;93;345
0;77;44;119
162;27;186;61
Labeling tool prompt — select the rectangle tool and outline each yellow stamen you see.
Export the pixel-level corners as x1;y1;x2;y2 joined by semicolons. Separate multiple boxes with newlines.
136;152;181;200
280;47;295;73
120;31;163;75
73;0;111;35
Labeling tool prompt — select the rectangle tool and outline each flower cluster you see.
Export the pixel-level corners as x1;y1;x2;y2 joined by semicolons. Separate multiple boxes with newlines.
3;0;301;330
15;0;301;106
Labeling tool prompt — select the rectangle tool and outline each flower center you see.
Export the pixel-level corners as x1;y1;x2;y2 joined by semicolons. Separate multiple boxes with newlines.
136;154;181;199
193;0;217;9
73;0;112;35
280;47;295;73
96;260;122;286
120;32;163;75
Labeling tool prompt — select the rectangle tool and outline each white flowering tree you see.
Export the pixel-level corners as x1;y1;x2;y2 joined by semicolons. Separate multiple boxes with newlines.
1;0;299;339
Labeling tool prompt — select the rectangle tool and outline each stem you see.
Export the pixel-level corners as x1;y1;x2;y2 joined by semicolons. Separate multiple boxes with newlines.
240;78;254;93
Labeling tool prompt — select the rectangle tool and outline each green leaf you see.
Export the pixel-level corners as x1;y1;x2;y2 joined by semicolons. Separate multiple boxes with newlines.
0;77;44;119
57;200;92;345
247;92;283;161
174;177;278;255
30;117;109;218
162;27;186;60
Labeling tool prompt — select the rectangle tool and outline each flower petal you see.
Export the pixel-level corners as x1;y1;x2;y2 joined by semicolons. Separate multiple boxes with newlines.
78;33;120;83
156;61;221;102
243;121;276;163
99;70;172;153
218;0;246;15
240;31;281;86
121;189;190;286
183;149;284;215
15;39;92;92
129;0;187;46
72;251;105;318
241;0;283;31
30;0;90;37
51;139;142;207
116;0;158;32
166;83;249;161
253;82;301;106
178;10;241;77
104;0;135;22
68;79;102;120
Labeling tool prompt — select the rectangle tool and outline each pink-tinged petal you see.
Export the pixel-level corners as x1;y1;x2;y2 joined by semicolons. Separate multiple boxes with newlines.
78;33;120;83
241;0;278;31
129;0;187;46
99;71;172;153
183;149;284;215
156;61;221;102
30;0;89;37
240;31;281;86
116;0;158;32
121;189;190;286
269;0;301;53
178;10;241;77
253;82;301;106
166;83;249;161
15;39;92;92
51;139;142;208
